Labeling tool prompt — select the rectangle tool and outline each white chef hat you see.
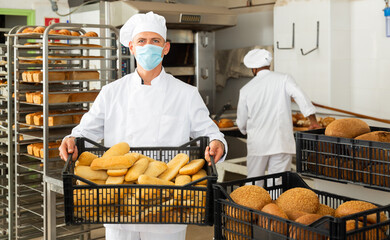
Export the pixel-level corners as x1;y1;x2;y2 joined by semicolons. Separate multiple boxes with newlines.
120;11;167;47
243;49;273;68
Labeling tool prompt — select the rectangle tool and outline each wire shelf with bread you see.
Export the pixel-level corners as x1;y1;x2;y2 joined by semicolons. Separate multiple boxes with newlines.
213;171;390;240
62;137;218;226
295;118;390;192
11;23;121;239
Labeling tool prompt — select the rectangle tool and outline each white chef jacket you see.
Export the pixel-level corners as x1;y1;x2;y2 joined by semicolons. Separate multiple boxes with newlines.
70;68;227;233
236;70;316;156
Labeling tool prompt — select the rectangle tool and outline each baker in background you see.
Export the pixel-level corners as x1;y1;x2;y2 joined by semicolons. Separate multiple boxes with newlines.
236;48;320;186
59;11;227;240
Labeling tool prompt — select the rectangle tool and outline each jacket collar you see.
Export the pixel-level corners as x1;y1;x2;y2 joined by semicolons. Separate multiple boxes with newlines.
133;68;166;87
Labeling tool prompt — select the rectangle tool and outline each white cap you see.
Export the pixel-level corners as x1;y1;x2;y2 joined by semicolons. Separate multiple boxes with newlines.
243;49;273;68
120;11;167;47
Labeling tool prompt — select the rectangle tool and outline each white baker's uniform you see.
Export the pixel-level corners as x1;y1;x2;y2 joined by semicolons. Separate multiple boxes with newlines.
70;68;227;239
236;70;315;185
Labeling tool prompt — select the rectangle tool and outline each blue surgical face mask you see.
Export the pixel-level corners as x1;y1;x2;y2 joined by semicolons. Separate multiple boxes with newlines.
135;44;164;71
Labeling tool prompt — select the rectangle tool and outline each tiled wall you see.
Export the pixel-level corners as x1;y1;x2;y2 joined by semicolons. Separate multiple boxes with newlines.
275;0;390;119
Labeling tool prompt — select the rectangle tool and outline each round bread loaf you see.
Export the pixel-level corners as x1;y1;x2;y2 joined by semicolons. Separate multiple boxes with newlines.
58;29;71;35
48;29;58;35
71;31;81;36
362;164;389;187
325;118;370;138
83;31;98;37
33;26;45;33
259;203;288;234
218;118;234;128
230;185;272;211
290;214;323;240
346;220;386;240
355;131;390;142
21;27;34;33
285;210;309;221
316;204;335;217
275;187;319;214
335;200;388;225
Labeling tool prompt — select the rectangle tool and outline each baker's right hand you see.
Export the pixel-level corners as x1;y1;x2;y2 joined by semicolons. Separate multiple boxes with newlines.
59;137;78;161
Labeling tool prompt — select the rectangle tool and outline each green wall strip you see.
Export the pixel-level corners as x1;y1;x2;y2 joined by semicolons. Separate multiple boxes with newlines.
0;8;35;25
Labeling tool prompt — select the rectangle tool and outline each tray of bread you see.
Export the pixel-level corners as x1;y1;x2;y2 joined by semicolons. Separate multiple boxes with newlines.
213;171;390;240
62;137;217;225
295;118;390;191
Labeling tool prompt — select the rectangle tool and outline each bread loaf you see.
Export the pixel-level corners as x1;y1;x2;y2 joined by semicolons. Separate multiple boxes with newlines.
48;115;74;126
102;142;130;158
143;161;168;177
90;154;137;170
74;165;108;180
124;158;149;182
174;175;191;186
39;142;61;158
26;112;42;125
179;159;205;175
290;214;323;240
32;93;70;104
355;131;390;142
275;187;319;214
21;27;34;33
258;203;288;235
76;152;98;166
218;118;234;128
107;169;128;177
105;176;125;185
82;31;98;37
32;71;66;82
33;143;44;157
335;200;388;225
58;29;71;35
316;203;335;217
68;92;99;102
138;175;174;186
71;31;80;36
68;71;99;80
158;153;189;181
191;169;208;185
325;118;370;138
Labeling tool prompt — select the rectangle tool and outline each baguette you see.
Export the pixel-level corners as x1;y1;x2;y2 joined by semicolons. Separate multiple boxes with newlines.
127;152;140;161
179;159;205;175
76;152;98;166
74;165;108;180
105;176;125;185
191;169;208;185
143;161;168;177
102;142;130;158
158;153;189;181
90;154;137;170
124;158;149;182
107;168;128;177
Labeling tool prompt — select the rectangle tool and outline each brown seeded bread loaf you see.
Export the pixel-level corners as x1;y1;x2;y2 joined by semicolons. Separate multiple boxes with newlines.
325;118;370;138
258;203;289;235
335;200;388;225
355;131;390;142
316;203;335;216
275;187;319;214
290;214;323;240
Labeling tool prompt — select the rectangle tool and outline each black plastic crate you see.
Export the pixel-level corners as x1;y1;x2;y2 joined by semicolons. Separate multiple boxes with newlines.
295;127;390;191
213;171;390;240
62;137;217;225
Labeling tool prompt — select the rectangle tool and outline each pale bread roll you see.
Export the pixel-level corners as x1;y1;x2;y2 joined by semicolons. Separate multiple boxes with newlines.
174;174;192;199
143;161;168;177
175;175;191;186
126;152;140;161
76;151;98;166
102;142;130;158
179;159;205;175
74;165;108;180
107;168;128;177
158;153;189;181
140;154;156;162
191;169;208;185
90;154;137;170
76;179;106;185
124;158;149;182
105;176;125;185
138;174;174;186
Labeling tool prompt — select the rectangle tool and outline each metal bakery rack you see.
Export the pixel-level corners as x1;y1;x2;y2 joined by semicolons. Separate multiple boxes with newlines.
11;23;121;239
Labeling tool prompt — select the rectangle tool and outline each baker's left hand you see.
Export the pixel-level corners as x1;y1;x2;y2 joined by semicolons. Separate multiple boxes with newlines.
205;140;225;166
